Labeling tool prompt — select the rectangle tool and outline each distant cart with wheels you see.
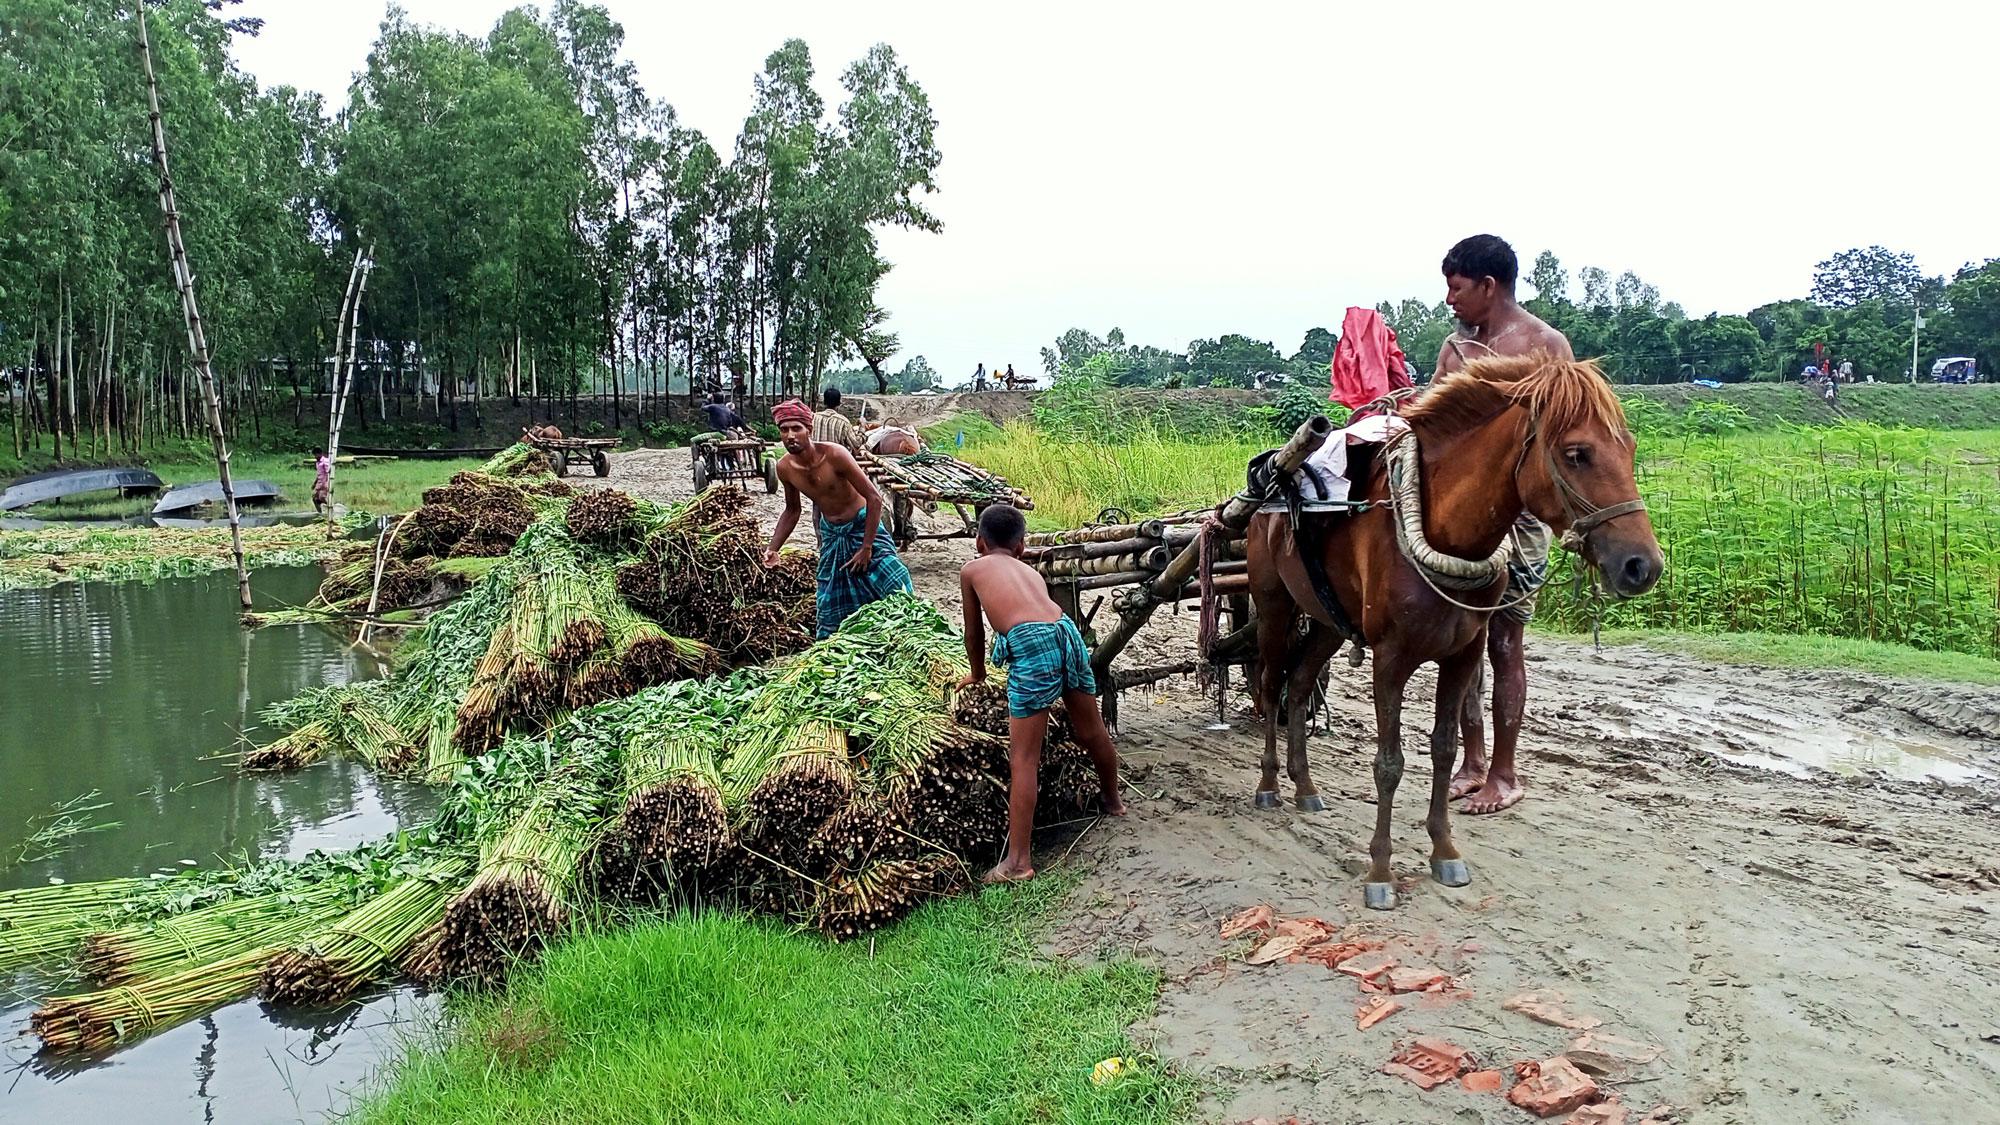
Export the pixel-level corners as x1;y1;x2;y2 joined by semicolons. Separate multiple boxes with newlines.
858;449;1033;548
528;435;619;478
692;433;780;494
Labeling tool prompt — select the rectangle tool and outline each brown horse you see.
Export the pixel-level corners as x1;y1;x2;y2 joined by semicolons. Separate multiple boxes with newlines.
1246;354;1663;909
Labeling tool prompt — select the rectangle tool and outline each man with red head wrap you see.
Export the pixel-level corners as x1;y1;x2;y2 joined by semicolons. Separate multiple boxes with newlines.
762;399;912;636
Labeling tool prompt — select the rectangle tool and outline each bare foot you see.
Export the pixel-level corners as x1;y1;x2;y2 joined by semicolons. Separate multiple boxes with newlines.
1460;773;1525;815
1100;790;1128;816
1449;766;1487;801
983;860;1035;885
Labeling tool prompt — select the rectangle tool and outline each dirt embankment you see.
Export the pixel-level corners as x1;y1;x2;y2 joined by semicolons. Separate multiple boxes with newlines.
584;450;2000;1125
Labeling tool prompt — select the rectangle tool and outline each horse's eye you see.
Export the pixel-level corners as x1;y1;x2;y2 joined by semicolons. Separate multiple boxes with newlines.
1564;446;1591;468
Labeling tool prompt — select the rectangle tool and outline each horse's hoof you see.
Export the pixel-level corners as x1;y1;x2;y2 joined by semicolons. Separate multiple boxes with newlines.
1294;793;1326;812
1254;790;1281;810
1363;882;1397;911
1430;857;1472;887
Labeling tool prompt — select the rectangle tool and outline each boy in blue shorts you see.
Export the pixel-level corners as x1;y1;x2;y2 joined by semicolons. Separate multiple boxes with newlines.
957;504;1125;883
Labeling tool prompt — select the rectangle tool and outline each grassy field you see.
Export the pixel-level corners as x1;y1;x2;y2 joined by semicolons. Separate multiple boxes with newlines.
362;880;1194;1125
947;408;2000;661
3;450;483;518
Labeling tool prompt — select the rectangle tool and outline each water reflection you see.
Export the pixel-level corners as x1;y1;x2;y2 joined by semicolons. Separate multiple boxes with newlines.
0;567;437;1121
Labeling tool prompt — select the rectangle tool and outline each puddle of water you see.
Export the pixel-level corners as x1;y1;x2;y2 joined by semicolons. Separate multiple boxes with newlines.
1592;673;1995;784
0;567;437;1122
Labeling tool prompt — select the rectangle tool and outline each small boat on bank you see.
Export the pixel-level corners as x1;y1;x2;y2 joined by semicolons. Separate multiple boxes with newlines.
151;479;282;515
0;467;165;512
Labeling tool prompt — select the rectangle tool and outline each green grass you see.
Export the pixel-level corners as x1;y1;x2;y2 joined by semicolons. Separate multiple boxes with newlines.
362;880;1193;1125
959;422;1262;530
1619;382;2000;430
4;450;482;519
1540;424;2000;659
0;521;358;590
1555;627;2000;685
921;411;1007;451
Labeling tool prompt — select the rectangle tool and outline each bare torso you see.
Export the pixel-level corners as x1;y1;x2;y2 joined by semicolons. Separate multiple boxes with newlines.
962;554;1062;634
777;442;868;523
1435;303;1573;374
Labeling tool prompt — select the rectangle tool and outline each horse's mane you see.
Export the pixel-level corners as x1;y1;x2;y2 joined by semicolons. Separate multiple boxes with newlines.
1401;354;1629;444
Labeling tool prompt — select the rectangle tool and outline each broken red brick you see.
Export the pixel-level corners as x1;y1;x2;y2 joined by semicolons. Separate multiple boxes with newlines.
1272;917;1335;943
1335;949;1398;982
1355;996;1401;1030
1220;904;1276;940
1381;1037;1474;1090
1298;939;1378;969
1507;1056;1601;1118
1502;989;1604;1030
1384;964;1451;993
1460;1069;1506;1094
1563;1101;1628;1125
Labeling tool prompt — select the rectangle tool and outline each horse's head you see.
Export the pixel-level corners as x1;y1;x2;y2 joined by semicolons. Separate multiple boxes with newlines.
1509;359;1663;598
1412;355;1664;599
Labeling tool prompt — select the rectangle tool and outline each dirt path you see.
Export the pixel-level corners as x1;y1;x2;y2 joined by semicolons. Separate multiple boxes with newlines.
588;451;2000;1125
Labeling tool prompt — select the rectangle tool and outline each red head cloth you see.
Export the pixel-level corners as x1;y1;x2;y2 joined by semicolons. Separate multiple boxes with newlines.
1329;306;1413;411
772;399;815;429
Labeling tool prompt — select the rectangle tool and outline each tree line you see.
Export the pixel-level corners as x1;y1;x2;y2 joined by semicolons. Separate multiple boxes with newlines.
1036;246;2000;389
0;0;941;461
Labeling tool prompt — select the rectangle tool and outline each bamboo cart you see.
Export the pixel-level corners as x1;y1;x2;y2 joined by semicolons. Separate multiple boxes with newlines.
858;449;1034;549
1024;416;1338;726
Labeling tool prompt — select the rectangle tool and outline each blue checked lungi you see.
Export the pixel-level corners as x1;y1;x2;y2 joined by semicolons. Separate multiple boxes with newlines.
991;617;1097;718
1499;513;1552;625
814;506;912;638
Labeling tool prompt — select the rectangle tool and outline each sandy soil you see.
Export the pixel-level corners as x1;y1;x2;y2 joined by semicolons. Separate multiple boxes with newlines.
583;449;2000;1125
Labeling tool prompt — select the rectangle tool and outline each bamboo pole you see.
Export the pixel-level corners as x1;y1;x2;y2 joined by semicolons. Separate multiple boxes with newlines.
1089;415;1332;680
136;6;250;611
325;243;374;533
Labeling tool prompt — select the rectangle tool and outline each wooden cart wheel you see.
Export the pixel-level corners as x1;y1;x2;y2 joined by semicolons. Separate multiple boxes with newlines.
892;493;915;549
592;450;610;478
764;455;780;494
554;450;570;477
692;453;711;493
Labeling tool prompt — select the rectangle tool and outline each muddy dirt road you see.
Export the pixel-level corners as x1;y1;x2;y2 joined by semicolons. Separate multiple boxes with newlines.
586;450;2000;1125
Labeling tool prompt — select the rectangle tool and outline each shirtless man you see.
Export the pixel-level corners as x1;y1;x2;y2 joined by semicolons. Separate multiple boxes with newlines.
760;399;912;637
1432;234;1574;815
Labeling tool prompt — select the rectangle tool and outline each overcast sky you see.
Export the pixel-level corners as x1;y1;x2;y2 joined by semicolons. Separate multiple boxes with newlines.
230;0;1999;381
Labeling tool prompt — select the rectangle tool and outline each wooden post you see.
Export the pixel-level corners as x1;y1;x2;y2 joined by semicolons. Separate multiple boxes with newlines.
325;243;373;532
136;5;250;611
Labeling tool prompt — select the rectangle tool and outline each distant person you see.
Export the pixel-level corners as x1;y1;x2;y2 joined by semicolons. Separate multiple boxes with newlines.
956;503;1125;883
702;393;746;436
702;393;751;471
973;363;987;391
1838;359;1854;383
813;387;863;452
1005;363;1019;386
312;449;332;515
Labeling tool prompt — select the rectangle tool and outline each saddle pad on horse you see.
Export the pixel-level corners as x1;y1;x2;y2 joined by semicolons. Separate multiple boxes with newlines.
1253;413;1407;514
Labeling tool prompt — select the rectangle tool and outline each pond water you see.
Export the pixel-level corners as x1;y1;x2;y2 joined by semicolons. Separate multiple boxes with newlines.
0;567;438;1123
